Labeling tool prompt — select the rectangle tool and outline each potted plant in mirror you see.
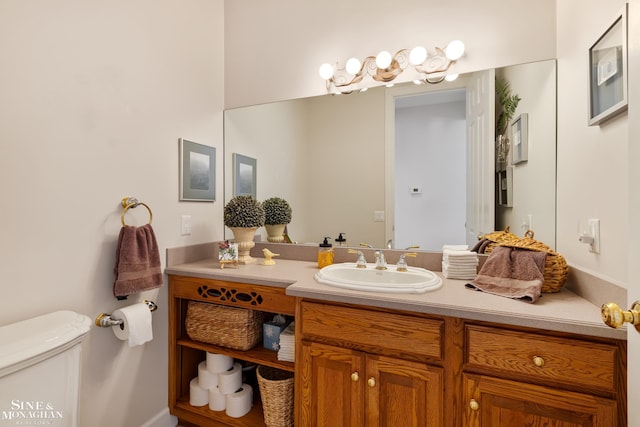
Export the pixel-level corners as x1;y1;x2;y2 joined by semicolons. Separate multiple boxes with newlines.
224;195;265;264
495;76;521;171
263;197;292;243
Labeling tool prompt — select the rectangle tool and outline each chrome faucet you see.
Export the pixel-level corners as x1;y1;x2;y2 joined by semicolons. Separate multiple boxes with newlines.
375;250;387;270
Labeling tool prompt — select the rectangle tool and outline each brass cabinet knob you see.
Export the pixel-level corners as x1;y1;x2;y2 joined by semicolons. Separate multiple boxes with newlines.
532;356;545;367
367;377;376;387
601;301;640;331
469;399;479;411
351;372;359;382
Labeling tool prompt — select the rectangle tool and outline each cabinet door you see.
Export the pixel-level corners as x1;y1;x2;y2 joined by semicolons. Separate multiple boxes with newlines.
463;374;617;427
299;341;365;427
366;355;444;427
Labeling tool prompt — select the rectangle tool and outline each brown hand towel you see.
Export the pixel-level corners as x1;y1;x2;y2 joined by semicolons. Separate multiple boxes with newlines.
113;224;163;300
466;246;547;303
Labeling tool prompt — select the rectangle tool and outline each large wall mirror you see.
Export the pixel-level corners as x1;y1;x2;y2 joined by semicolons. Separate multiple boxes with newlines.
224;59;557;251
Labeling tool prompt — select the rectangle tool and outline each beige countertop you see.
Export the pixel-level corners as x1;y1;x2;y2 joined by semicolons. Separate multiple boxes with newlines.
166;257;625;341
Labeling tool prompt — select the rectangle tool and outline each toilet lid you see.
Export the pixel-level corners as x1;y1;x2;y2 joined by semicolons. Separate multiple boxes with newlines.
0;311;91;376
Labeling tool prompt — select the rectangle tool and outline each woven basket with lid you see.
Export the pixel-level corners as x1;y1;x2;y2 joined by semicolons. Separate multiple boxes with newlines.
498;230;569;293
481;226;519;254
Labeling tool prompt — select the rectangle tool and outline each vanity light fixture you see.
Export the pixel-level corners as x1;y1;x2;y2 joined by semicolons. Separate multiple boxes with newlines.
319;40;465;94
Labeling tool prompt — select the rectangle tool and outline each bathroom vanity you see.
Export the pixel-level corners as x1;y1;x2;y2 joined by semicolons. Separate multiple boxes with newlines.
166;245;627;427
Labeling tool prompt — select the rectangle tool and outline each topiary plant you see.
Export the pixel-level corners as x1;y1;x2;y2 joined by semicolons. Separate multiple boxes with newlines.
263;197;292;225
495;76;522;138
224;195;265;228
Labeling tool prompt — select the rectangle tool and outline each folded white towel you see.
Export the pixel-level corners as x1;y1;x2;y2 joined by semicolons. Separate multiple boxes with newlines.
442;244;469;251
443;249;476;257
442;262;477;279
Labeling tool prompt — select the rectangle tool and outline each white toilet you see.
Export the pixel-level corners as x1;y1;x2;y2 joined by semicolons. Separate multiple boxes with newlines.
0;310;91;427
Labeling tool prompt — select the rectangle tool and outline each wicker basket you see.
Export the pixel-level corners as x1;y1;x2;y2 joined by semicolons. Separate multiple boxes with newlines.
257;365;294;427
498;230;569;293
185;301;266;350
481;226;519;254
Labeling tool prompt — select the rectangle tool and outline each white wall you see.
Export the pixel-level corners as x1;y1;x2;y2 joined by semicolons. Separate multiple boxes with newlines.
224;0;557;108
556;0;628;286
0;1;224;426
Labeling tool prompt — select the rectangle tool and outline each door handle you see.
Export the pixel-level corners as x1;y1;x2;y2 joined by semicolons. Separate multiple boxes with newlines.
601;301;640;331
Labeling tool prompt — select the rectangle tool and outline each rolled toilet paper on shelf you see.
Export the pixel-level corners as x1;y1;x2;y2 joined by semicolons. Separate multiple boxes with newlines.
218;362;243;394
189;377;208;407
208;386;226;411
206;352;234;373
111;302;153;347
225;383;253;418
198;361;219;389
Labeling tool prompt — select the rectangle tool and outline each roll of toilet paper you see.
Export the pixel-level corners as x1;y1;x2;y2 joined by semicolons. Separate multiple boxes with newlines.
218;362;243;394
225;383;253;418
111;303;153;347
208;386;226;411
198;361;219;389
189;377;208;407
206;352;234;373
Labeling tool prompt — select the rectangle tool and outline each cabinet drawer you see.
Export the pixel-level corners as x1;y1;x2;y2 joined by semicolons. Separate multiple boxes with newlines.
300;302;443;360
465;325;618;393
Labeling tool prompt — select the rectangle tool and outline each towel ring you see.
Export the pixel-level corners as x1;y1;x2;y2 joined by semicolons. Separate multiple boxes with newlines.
121;197;153;226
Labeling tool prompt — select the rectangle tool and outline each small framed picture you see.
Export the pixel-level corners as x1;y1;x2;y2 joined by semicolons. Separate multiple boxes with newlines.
233;153;257;199
179;138;216;202
588;4;628;126
511;113;528;165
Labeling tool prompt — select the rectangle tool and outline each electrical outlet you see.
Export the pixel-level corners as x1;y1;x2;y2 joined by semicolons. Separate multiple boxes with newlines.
181;215;192;236
374;211;385;222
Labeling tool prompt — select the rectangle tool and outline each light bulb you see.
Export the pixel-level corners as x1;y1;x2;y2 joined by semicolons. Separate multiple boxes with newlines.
445;74;459;82
345;57;361;75
375;51;392;69
319;63;334;80
409;46;427;65
445;40;465;61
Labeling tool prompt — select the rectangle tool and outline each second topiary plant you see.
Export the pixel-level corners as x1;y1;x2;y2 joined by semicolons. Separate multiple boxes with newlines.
263;197;292;243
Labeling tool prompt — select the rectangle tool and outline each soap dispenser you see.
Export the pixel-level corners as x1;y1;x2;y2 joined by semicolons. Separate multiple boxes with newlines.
317;237;334;268
335;233;347;247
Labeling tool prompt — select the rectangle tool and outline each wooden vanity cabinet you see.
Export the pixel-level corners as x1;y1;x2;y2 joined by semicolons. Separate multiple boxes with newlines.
296;300;447;427
296;299;627;427
168;274;296;427
462;323;626;427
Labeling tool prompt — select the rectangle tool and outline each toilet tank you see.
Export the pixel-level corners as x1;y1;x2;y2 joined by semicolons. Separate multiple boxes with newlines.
0;310;91;427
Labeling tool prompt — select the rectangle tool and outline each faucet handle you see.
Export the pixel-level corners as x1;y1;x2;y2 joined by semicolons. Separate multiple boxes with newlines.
348;249;368;268
397;252;417;272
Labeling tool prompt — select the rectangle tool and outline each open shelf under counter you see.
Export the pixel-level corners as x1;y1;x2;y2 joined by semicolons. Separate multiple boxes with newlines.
177;337;294;373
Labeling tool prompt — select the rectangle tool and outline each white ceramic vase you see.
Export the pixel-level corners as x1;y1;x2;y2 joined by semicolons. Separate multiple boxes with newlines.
229;227;258;264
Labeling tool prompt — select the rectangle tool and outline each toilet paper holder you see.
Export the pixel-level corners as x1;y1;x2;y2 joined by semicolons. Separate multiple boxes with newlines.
95;300;158;327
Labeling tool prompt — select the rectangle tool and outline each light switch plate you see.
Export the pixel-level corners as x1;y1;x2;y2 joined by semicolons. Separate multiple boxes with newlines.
181;215;192;236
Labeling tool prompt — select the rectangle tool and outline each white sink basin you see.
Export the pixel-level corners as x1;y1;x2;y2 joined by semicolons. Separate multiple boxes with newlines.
314;263;443;294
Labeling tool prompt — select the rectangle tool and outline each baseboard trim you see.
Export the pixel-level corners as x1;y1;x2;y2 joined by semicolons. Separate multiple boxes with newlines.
139;408;178;427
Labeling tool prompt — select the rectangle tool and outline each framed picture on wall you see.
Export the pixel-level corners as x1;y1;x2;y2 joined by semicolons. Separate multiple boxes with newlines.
179;138;216;202
511;113;528;165
233;153;257;199
588;4;628;126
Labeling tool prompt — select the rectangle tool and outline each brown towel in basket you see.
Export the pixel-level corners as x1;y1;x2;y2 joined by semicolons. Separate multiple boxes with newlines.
466;246;547;303
113;224;163;300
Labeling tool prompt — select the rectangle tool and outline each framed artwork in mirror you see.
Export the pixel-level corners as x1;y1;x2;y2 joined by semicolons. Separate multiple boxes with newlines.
511;113;528;165
179;138;215;202
588;4;627;126
233;153;257;199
